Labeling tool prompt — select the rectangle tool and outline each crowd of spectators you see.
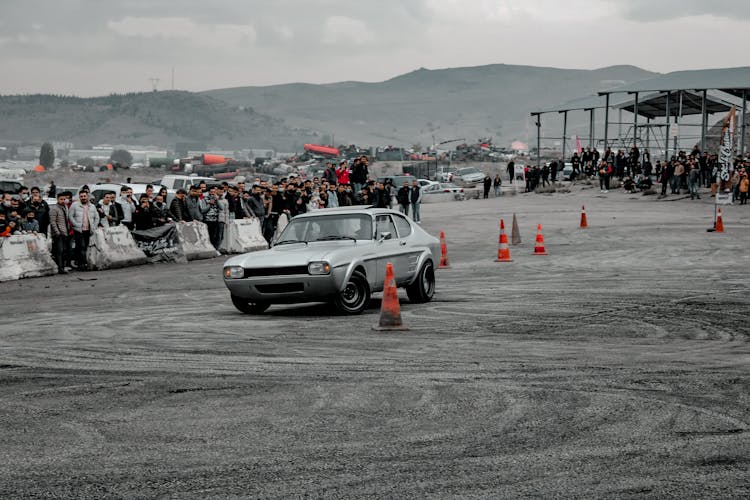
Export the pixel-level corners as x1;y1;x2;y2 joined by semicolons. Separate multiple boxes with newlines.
566;146;750;200
1;155;428;274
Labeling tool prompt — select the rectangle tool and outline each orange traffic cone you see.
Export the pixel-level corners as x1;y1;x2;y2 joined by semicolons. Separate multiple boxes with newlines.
373;262;408;331
580;205;588;228
533;224;548;255
439;231;450;268
716;208;724;233
495;219;513;262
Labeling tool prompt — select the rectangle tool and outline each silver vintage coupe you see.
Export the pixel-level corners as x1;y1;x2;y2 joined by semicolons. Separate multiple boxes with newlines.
223;207;440;314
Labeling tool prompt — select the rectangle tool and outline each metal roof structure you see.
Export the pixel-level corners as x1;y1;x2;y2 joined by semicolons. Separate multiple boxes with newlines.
599;66;750;97
614;90;734;119
531;94;627;115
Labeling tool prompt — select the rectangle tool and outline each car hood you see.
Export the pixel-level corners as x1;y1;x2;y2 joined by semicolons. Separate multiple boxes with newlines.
224;241;372;268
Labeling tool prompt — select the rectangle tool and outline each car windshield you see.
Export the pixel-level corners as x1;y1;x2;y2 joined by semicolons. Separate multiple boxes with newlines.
276;213;373;243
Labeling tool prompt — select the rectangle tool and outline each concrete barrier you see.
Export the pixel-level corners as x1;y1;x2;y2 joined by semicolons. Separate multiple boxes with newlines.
175;221;220;261
87;225;149;270
0;234;57;282
221;217;268;254
131;223;187;264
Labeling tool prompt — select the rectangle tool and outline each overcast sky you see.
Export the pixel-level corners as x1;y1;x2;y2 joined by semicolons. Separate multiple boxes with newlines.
1;0;749;96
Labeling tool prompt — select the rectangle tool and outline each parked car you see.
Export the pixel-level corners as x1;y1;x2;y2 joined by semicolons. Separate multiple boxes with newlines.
561;162;574;181
422;182;466;202
455;167;484;185
417;179;438;189
223;207;440;315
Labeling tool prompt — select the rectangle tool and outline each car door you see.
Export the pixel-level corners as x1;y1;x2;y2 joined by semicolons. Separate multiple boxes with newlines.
391;213;422;285
374;214;401;285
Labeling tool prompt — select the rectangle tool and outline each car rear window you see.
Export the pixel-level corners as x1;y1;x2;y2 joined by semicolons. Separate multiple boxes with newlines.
393;214;412;238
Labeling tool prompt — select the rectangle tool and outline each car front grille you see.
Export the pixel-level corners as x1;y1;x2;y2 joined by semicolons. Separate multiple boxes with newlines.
255;283;305;294
243;266;308;278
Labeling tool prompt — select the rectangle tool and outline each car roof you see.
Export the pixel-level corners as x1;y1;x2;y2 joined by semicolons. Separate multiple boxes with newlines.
293;207;402;219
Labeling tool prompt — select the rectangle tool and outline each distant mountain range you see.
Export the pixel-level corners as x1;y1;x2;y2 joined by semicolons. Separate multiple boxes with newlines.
0;64;659;152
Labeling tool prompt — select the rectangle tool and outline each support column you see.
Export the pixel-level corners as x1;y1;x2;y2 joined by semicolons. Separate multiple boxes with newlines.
741;90;747;156
589;109;595;148
646;118;651;149
603;93;610;151
534;113;541;168
664;91;671;161
561;111;568;162
700;90;707;153
632;92;639;148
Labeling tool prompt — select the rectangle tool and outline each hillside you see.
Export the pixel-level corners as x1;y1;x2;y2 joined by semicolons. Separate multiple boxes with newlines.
0;91;316;151
204;64;659;147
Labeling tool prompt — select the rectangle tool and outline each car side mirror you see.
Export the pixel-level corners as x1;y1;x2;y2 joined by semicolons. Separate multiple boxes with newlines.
378;232;392;242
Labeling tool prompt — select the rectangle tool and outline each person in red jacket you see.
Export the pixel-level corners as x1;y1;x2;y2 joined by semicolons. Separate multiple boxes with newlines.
335;160;350;185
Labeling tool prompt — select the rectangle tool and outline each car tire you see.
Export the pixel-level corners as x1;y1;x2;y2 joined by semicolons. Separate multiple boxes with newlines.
231;294;270;314
406;260;435;303
333;270;370;315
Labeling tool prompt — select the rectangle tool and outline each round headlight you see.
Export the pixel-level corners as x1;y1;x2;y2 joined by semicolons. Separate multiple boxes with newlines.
308;261;331;275
223;266;244;279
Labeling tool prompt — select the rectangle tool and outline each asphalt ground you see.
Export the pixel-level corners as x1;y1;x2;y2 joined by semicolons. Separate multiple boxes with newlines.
1;182;749;499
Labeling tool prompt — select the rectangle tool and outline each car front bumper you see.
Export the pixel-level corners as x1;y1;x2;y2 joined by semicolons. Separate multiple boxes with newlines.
224;267;348;303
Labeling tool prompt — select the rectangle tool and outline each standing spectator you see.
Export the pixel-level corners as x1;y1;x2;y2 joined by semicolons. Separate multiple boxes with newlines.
540;164;550;187
186;185;207;222
68;190;100;271
671;161;684;194
47;181;57;199
150;193;169;226
396;181;411;215
97;191;120;227
28;188;50;236
244;184;266;226
570;153;580;176
49;192;70;274
688;164;701;200
21;210;40;233
116;186;136;229
323;162;337;185
482;175;492;199
133;194;154;230
410;179;422;223
203;186;222;249
169;189;192;222
216;188;229;245
226;185;244;220
350;157;368;194
493;174;502;196
335;160;350;185
337;184;353;207
739;172;749;205
374;182;389;208
598;161;611;193
549;161;558;184
0;212;19;236
506;160;515;182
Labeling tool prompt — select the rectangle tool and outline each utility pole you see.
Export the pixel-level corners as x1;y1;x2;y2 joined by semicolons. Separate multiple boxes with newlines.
171;67;175;90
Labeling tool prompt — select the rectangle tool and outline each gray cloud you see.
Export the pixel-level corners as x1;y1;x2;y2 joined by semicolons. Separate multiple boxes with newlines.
2;0;750;96
617;0;750;21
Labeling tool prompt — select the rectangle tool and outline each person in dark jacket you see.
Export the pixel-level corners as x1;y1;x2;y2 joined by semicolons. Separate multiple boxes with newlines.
483;175;492;198
374;182;389;208
28;188;50;235
169;189;192;222
133;194;154;230
396;181;411;216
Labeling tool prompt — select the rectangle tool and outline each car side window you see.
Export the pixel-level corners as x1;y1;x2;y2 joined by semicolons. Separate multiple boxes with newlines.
392;214;412;238
375;215;397;240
